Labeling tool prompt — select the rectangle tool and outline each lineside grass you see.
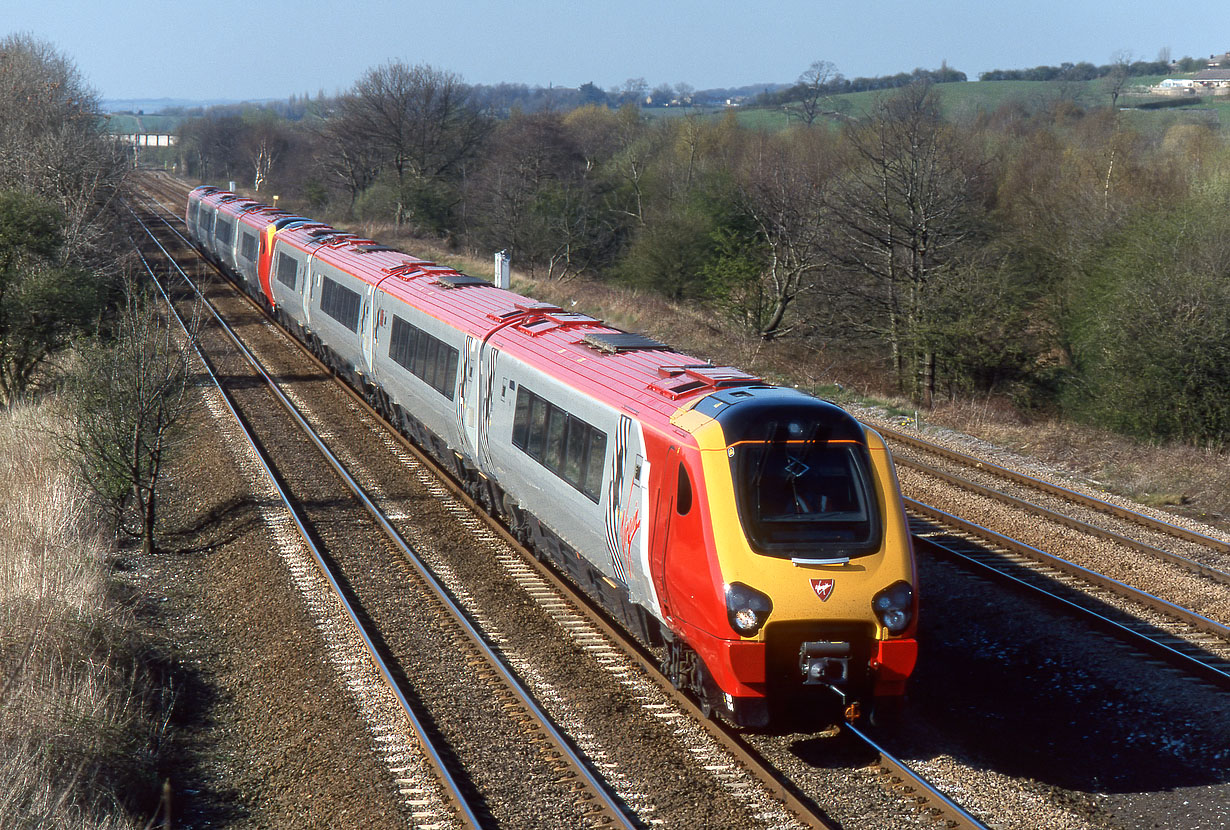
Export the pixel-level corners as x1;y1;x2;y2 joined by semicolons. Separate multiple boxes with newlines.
0;397;167;828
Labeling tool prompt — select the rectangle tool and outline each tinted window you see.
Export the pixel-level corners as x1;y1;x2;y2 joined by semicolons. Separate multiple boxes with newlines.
732;423;882;557
387;314;458;400
527;396;547;458
512;389;531;447
563;417;586;486
677;462;693;515
240;232;258;262
543;409;567;471
512;386;606;503
276;252;298;290
320;275;361;332
583;431;606;499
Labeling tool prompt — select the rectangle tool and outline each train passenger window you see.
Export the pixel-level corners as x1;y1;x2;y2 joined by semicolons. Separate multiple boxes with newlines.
320;276;361;332
583;431;606;500
527;396;548;458
275;252;298;290
215;218;233;247
563;416;586;485
677;463;693;515
544;408;568;471
512;391;531;447
388;315;458;400
511;386;606;503
240;232;258;262
444;350;459;398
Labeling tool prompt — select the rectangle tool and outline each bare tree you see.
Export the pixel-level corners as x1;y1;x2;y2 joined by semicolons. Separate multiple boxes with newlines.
340;62;489;227
0;35;127;268
793;60;842;126
314;110;384;213
241;111;290;193
1104;51;1134;110
63;281;199;555
829;83;987;404
731;130;839;338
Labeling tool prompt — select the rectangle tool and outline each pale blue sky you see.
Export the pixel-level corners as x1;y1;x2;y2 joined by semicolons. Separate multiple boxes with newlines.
3;0;1224;102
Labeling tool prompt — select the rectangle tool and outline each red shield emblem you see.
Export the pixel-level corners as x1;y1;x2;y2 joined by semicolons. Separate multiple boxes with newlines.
810;578;835;601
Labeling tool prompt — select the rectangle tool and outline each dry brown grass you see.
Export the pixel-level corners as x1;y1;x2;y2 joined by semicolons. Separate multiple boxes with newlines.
356;227;1230;530
0;398;164;829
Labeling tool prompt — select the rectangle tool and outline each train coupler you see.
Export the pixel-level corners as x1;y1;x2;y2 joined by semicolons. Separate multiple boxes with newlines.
799;640;851;686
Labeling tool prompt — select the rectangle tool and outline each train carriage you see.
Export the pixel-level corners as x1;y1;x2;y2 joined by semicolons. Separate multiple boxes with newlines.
184;186;919;727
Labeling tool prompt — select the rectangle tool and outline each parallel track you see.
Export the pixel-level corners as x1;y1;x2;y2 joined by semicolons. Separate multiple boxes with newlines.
908;503;1230;689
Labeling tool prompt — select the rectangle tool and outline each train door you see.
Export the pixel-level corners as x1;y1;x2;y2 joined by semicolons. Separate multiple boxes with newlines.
361;283;377;375
301;255;314;325
457;335;479;459
648;446;680;619
475;344;499;473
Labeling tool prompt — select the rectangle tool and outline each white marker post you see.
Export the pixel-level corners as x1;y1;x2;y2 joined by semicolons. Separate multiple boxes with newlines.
494;249;510;289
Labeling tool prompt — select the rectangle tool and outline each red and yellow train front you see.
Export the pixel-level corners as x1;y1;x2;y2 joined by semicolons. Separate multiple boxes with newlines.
656;387;917;726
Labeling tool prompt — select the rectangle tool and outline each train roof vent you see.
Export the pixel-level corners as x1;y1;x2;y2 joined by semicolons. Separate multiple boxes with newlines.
434;273;492;289
647;365;762;400
384;260;426;277
582;332;668;354
489;302;561;321
355;244;398;253
517;311;599;336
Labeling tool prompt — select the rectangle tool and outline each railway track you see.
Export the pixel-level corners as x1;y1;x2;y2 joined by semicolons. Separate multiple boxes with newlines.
127;198;639;829
865;421;1230;688
909;505;1230;688
130;171;1000;829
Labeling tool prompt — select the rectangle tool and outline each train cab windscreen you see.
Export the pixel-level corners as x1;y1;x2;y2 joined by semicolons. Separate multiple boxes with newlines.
731;419;883;558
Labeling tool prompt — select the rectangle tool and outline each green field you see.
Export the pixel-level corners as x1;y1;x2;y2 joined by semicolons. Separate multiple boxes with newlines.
101;113;184;134
645;77;1227;132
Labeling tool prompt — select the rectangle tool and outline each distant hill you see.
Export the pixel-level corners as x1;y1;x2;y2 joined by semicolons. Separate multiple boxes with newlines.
101;97;273;115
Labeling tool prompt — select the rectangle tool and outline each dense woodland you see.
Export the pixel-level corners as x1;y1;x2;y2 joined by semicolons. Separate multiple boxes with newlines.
171;59;1230;447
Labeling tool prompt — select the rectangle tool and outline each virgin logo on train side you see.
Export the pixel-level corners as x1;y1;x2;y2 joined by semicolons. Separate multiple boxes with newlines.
810;579;835;601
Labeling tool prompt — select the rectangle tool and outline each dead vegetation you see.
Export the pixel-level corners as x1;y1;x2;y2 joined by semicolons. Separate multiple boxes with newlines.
0;398;167;828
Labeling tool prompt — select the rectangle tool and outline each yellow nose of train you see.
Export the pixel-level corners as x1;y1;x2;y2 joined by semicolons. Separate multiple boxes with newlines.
662;387;918;725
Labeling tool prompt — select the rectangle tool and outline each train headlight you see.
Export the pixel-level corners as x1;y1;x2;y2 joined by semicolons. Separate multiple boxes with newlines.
725;582;773;637
872;581;914;634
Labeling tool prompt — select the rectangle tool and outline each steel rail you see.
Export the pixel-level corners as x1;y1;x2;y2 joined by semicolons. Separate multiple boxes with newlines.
902;456;1230;586
908;501;1230;689
843;722;992;830
128;203;639;829
126;233;482;829
881;424;1230;554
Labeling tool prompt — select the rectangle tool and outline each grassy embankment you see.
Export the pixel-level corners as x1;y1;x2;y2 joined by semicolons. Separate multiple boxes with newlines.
0;398;167;828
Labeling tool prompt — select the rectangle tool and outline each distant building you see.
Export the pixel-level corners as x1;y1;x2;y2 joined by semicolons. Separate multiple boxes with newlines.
1153;70;1230;95
119;134;178;147
1194;69;1230;91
